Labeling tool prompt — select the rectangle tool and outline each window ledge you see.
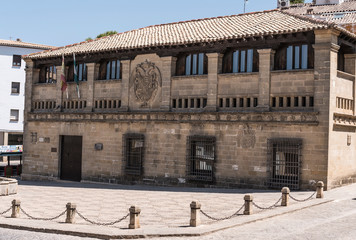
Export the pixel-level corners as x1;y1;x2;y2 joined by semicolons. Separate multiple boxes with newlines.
219;72;258;77
34;82;56;86
172;75;208;80
95;79;122;82
67;81;88;84
272;69;314;74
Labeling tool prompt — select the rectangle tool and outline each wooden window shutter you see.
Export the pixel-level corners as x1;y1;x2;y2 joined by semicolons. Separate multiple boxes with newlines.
275;46;287;70
39;67;46;83
253;49;259;72
68;65;74;82
176;55;186;76
308;44;314;69
223;51;233;73
99;62;107;80
203;54;208;74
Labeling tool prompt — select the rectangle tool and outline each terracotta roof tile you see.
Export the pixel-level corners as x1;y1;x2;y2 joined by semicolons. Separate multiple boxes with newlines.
284;0;356;15
0;39;54;50
24;10;350;60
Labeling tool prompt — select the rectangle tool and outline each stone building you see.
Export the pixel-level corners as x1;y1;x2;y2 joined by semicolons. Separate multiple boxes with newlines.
22;9;356;190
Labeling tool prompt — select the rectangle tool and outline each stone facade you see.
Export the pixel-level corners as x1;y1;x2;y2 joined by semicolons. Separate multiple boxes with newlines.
22;26;356;190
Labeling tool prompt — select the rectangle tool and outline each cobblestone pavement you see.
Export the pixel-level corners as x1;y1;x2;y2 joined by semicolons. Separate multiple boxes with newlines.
149;183;356;240
0;180;334;239
0;180;315;228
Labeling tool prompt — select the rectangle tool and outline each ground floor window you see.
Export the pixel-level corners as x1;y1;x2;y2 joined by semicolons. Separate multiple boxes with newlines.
186;136;215;182
123;134;144;176
268;138;302;190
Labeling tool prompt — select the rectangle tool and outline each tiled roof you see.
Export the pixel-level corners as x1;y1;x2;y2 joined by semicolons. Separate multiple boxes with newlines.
284;1;356;15
320;12;356;24
24;10;353;60
0;39;54;50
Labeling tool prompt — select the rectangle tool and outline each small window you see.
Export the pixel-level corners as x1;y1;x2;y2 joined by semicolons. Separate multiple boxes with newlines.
268;138;302;190
67;63;87;82
123;134;144;176
99;60;122;80
286;45;308;70
11;82;20;94
12;55;21;67
176;53;207;76
223;49;257;73
10;109;19;122
187;136;215;182
39;65;57;83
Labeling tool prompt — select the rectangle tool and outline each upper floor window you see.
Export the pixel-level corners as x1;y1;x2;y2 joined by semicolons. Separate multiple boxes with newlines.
68;63;87;82
39;65;57;83
176;53;207;76
10;109;19;122
11;82;20;94
12;55;21;67
223;49;258;73
99;60;122;80
287;45;308;70
275;44;313;70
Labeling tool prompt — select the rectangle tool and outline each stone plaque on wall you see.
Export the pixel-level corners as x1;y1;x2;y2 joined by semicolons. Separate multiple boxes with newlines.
237;124;256;149
130;60;162;107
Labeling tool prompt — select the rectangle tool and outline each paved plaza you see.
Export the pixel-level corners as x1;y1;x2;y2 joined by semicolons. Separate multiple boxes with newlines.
0;180;338;239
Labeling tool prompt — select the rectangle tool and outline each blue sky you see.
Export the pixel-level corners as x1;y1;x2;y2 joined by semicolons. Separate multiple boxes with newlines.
0;0;311;47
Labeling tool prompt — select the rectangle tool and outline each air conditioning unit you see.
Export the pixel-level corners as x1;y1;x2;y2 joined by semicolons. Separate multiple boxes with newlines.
278;0;290;8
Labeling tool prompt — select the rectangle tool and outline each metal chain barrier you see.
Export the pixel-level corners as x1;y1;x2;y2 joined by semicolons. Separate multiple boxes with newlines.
20;206;67;221
200;203;245;221
252;196;282;210
0;207;12;216
289;191;316;202
76;210;129;226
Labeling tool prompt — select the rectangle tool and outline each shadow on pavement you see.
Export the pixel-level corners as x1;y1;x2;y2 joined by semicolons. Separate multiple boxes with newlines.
17;179;279;195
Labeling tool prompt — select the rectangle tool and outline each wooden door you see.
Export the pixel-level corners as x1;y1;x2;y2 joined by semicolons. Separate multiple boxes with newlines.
60;135;82;181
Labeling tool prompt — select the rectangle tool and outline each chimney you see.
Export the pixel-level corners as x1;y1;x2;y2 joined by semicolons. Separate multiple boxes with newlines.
16;38;21;42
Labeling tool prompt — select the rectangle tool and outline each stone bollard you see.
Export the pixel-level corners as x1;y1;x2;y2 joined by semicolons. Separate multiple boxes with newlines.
281;187;290;206
244;194;253;215
11;199;21;218
65;203;77;223
190;201;201;227
128;206;141;229
316;181;324;198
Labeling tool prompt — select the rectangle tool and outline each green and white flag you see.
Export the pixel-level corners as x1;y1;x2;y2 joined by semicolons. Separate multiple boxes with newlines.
73;53;80;98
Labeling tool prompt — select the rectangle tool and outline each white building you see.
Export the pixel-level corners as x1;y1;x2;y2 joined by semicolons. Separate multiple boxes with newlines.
0;39;52;161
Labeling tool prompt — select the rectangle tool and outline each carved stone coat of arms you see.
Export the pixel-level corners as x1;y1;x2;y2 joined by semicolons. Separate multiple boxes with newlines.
131;60;161;107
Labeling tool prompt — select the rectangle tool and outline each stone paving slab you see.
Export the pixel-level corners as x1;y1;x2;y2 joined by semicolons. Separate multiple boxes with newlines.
0;180;331;239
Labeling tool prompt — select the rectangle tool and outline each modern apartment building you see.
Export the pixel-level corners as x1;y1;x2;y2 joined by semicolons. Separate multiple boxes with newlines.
0;39;52;162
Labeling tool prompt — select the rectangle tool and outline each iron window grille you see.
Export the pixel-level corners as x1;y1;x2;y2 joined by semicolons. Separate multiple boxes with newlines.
123;133;144;176
186;136;216;182
267;138;302;190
